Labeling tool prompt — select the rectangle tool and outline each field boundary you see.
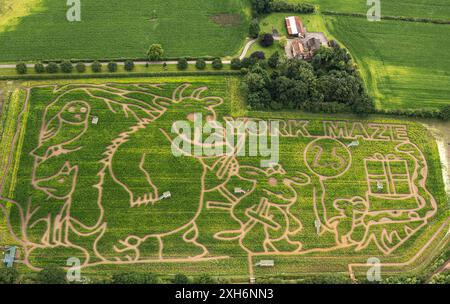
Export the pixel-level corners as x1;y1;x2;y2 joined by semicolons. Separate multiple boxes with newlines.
0;70;241;81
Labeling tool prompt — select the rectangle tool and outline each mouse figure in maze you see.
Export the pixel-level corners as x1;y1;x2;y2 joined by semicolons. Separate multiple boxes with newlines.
214;164;311;253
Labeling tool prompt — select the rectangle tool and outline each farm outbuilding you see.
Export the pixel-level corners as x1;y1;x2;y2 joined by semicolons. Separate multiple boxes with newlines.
290;35;328;60
2;246;17;268
291;39;306;58
285;16;305;38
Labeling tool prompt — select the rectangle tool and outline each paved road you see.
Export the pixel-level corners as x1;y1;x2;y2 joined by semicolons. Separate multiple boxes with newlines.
239;39;258;60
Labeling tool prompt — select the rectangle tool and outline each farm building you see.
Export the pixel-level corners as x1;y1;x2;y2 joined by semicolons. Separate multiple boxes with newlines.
285;16;305;38
291;39;307;59
305;37;321;51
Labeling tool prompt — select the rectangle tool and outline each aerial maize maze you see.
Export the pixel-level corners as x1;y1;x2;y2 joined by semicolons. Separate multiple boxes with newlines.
0;77;448;281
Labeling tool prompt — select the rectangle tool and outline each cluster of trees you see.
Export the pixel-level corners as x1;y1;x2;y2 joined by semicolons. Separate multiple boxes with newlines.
112;272;159;284
16;60;136;75
269;1;315;14
0;265;218;285
147;44;165;61
177;58;224;71
441;105;450;120
259;33;274;47
2;264;448;284
243;43;374;115
248;18;287;50
249;19;261;39
110;272;217;284
251;0;315;15
0;267;19;284
0;266;67;284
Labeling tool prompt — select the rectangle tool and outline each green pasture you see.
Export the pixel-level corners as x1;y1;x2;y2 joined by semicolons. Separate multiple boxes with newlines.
0;76;447;280
290;0;450;20
0;0;250;61
252;11;450;111
324;16;450;110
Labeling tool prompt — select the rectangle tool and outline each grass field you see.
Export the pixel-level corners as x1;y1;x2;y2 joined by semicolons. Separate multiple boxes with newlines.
324;16;450;110
254;11;450;111
0;76;447;281
0;0;250;61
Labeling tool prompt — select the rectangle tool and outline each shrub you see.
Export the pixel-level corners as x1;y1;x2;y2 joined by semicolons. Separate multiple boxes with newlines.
269;1;315;14
241;57;251;68
147;44;164;61
60;61;73;73
212;58;223;70
193;274;216;284
248;19;260;38
251;0;272;15
279;36;288;48
259;33;274;47
34;63;45;74
195;58;206;70
230;58;242;70
173;274;190;284
0;267;20;284
268;51;280;68
112;272;159;284
107;62;118;72
75;62;86;73
16;63;27;74
35;266;67;284
46;62;59;74
250;51;265;60
177;58;188;70
251;0;315;16
124;60;134;71
91;61;102;73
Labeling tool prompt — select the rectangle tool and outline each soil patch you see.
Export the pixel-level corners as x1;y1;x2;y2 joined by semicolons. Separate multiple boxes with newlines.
210;13;243;26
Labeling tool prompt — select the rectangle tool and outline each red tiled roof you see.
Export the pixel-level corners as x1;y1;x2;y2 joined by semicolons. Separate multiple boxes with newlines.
296;17;305;37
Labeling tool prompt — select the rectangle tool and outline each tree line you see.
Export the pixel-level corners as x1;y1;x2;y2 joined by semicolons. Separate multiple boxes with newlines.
242;42;375;115
0;265;218;284
16;60;135;75
251;0;315;16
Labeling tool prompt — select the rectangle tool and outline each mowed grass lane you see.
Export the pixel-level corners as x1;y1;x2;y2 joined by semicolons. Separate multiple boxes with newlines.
325;16;450;110
0;0;250;61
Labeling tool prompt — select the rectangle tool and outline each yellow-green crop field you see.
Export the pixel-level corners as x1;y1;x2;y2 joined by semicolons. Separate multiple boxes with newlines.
0;76;447;281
